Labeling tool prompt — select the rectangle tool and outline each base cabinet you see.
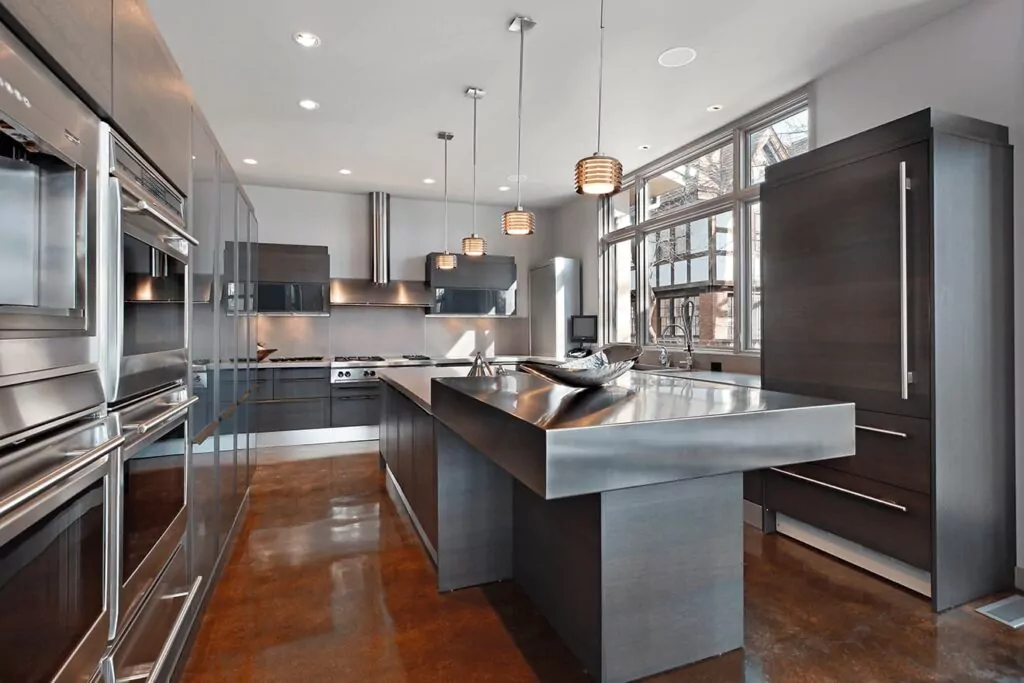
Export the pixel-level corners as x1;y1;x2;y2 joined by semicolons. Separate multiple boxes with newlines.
380;384;437;550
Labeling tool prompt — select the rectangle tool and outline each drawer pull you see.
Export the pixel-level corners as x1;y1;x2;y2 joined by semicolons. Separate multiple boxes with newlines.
769;467;908;513
855;425;909;439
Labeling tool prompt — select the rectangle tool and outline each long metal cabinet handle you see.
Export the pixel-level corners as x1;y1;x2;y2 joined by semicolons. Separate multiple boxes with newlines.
0;434;125;519
899;161;910;400
855;424;909;439
117;171;198;246
769;467;908;513
147;575;203;683
125;396;199;435
111;177;125;400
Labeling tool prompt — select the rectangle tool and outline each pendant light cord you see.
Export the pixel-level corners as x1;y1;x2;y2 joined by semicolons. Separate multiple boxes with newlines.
444;135;450;251
472;95;478;235
515;26;525;209
596;0;605;154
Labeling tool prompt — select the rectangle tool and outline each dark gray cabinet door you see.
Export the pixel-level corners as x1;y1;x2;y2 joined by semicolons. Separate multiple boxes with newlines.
1;0;113;113
253;399;329;433
426;254;517;289
112;0;191;192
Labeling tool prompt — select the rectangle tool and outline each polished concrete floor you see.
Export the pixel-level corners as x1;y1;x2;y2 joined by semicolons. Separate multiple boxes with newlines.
181;451;1024;683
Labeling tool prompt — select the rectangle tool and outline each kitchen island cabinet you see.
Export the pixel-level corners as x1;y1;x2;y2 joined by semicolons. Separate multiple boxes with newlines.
383;368;854;683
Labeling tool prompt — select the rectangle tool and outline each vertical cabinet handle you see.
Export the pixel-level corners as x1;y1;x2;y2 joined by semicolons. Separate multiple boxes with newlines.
898;161;911;400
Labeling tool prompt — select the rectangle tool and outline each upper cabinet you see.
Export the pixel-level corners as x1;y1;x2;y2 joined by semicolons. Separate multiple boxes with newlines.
112;0;191;193
0;0;113;113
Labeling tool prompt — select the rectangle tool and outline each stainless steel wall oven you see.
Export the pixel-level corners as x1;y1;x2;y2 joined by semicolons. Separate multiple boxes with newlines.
0;414;122;683
110;386;196;638
98;125;196;406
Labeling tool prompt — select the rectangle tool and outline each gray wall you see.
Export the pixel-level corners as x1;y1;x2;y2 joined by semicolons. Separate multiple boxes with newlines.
809;0;1024;578
537;196;601;316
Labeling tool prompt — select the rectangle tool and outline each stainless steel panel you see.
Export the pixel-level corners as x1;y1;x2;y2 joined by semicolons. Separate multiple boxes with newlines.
0;370;105;449
0;156;39;307
371;191;391;285
0;337;93;382
431;371;856;499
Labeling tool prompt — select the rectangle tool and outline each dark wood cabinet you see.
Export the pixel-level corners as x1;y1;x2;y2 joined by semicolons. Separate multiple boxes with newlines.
330;384;380;428
761;109;1015;611
425;253;516;289
112;0;191;192
254;244;329;284
0;0;113;113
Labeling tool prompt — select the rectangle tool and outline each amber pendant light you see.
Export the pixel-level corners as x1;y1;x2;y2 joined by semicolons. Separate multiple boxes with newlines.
435;132;457;270
575;0;622;196
502;16;536;236
461;88;487;257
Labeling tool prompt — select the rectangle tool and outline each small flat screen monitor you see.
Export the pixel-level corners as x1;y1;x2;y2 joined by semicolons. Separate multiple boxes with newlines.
570;315;598;343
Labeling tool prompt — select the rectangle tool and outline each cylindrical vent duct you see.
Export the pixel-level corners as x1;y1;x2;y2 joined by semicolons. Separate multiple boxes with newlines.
370;192;391;285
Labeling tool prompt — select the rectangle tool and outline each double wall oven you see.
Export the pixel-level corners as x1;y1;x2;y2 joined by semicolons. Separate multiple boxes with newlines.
97;124;196;407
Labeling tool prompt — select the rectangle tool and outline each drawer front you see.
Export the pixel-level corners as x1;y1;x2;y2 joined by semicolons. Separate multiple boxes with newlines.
253;399;329;432
331;396;380;428
274;378;329;400
766;463;931;570
272;367;329;381
819;410;931;494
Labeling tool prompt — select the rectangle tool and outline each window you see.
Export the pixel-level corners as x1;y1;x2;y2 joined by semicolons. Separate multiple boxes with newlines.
748;109;810;185
599;91;808;354
610;187;637;232
607;239;637;344
748;201;762;349
645;143;734;219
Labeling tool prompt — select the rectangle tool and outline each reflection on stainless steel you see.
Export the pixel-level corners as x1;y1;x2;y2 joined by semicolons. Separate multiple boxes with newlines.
466;351;496;378
431;371;856;499
0;370;106;450
0;21;96;337
0;412;116;683
518;343;642;388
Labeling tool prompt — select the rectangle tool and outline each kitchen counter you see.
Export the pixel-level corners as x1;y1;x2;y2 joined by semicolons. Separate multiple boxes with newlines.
642;368;761;389
384;370;855;683
192;356;561;372
377;367;470;413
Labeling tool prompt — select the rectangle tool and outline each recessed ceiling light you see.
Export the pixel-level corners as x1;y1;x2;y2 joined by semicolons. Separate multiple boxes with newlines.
638;144;651;151
338;168;352;175
507;174;527;182
707;104;724;112
422;178;436;184
658;47;697;68
242;158;258;165
298;99;320;110
293;32;321;48
498;186;511;192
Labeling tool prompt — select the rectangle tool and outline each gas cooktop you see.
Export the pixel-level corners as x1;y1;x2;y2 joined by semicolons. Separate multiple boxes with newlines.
334;356;385;363
268;356;326;363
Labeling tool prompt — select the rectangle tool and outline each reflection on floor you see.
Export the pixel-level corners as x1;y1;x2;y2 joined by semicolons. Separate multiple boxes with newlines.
181;451;1024;683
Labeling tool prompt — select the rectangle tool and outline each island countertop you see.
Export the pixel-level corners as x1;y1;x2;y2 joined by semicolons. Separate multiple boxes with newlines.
431;370;855;499
377;366;471;413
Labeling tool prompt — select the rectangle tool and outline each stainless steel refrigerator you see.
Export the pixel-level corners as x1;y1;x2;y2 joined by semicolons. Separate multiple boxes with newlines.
529;258;582;358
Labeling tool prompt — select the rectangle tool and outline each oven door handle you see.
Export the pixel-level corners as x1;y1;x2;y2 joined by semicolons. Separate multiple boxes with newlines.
119;179;198;246
148;575;203;683
124;396;199;435
0;434;124;520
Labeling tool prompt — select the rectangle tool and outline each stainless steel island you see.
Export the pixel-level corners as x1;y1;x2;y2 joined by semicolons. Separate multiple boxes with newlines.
380;369;855;683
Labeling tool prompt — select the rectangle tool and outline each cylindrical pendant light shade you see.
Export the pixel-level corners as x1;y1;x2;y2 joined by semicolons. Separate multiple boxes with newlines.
435;251;457;270
461;234;486;256
502;208;535;236
575;154;622;195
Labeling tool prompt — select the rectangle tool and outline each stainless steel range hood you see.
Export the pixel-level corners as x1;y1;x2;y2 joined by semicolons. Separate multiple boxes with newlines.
371;191;390;285
326;192;431;308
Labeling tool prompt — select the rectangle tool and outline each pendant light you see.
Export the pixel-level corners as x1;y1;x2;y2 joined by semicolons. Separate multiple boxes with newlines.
574;0;622;196
461;87;487;256
435;132;457;271
502;16;537;236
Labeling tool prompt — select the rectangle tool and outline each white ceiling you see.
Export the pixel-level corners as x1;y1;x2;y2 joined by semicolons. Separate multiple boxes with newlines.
149;0;971;207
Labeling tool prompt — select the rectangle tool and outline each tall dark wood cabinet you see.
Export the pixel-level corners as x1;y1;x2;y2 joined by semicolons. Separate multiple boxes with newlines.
760;109;1015;611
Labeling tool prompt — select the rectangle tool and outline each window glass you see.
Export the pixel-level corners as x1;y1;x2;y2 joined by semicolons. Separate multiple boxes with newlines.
748;201;762;349
645;143;734;219
645;210;735;349
608;239;637;343
610;187;637;232
748;109;809;185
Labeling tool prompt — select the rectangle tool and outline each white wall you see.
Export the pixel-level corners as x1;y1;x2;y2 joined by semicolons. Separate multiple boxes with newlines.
810;0;1024;577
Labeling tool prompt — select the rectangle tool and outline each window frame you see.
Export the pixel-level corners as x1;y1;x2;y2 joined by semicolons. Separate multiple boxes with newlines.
599;87;810;354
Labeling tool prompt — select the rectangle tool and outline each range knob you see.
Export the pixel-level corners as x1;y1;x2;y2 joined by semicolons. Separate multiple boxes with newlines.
344;371;352;377
369;370;377;377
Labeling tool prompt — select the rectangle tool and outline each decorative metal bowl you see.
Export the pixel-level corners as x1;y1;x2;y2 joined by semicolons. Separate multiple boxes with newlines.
518;344;643;388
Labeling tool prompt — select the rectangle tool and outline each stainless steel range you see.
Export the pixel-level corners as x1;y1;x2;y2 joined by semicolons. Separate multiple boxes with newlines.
331;356;385;384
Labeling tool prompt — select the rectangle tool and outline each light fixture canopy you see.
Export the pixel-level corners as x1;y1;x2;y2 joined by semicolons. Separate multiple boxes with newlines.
574;0;622;196
575;154;623;196
292;31;321;48
502;208;535;236
504;16;537;236
298;99;320;110
242;158;258;165
435;132;457;271
462;87;487;255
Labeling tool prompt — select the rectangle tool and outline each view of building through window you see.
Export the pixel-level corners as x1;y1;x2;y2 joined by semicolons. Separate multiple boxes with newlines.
600;95;808;353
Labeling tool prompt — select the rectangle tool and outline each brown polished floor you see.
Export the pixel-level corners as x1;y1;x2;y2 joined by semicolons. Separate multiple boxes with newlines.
181;452;1024;683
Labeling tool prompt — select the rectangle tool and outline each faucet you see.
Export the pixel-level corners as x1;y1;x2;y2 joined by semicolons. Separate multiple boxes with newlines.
655;322;694;370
